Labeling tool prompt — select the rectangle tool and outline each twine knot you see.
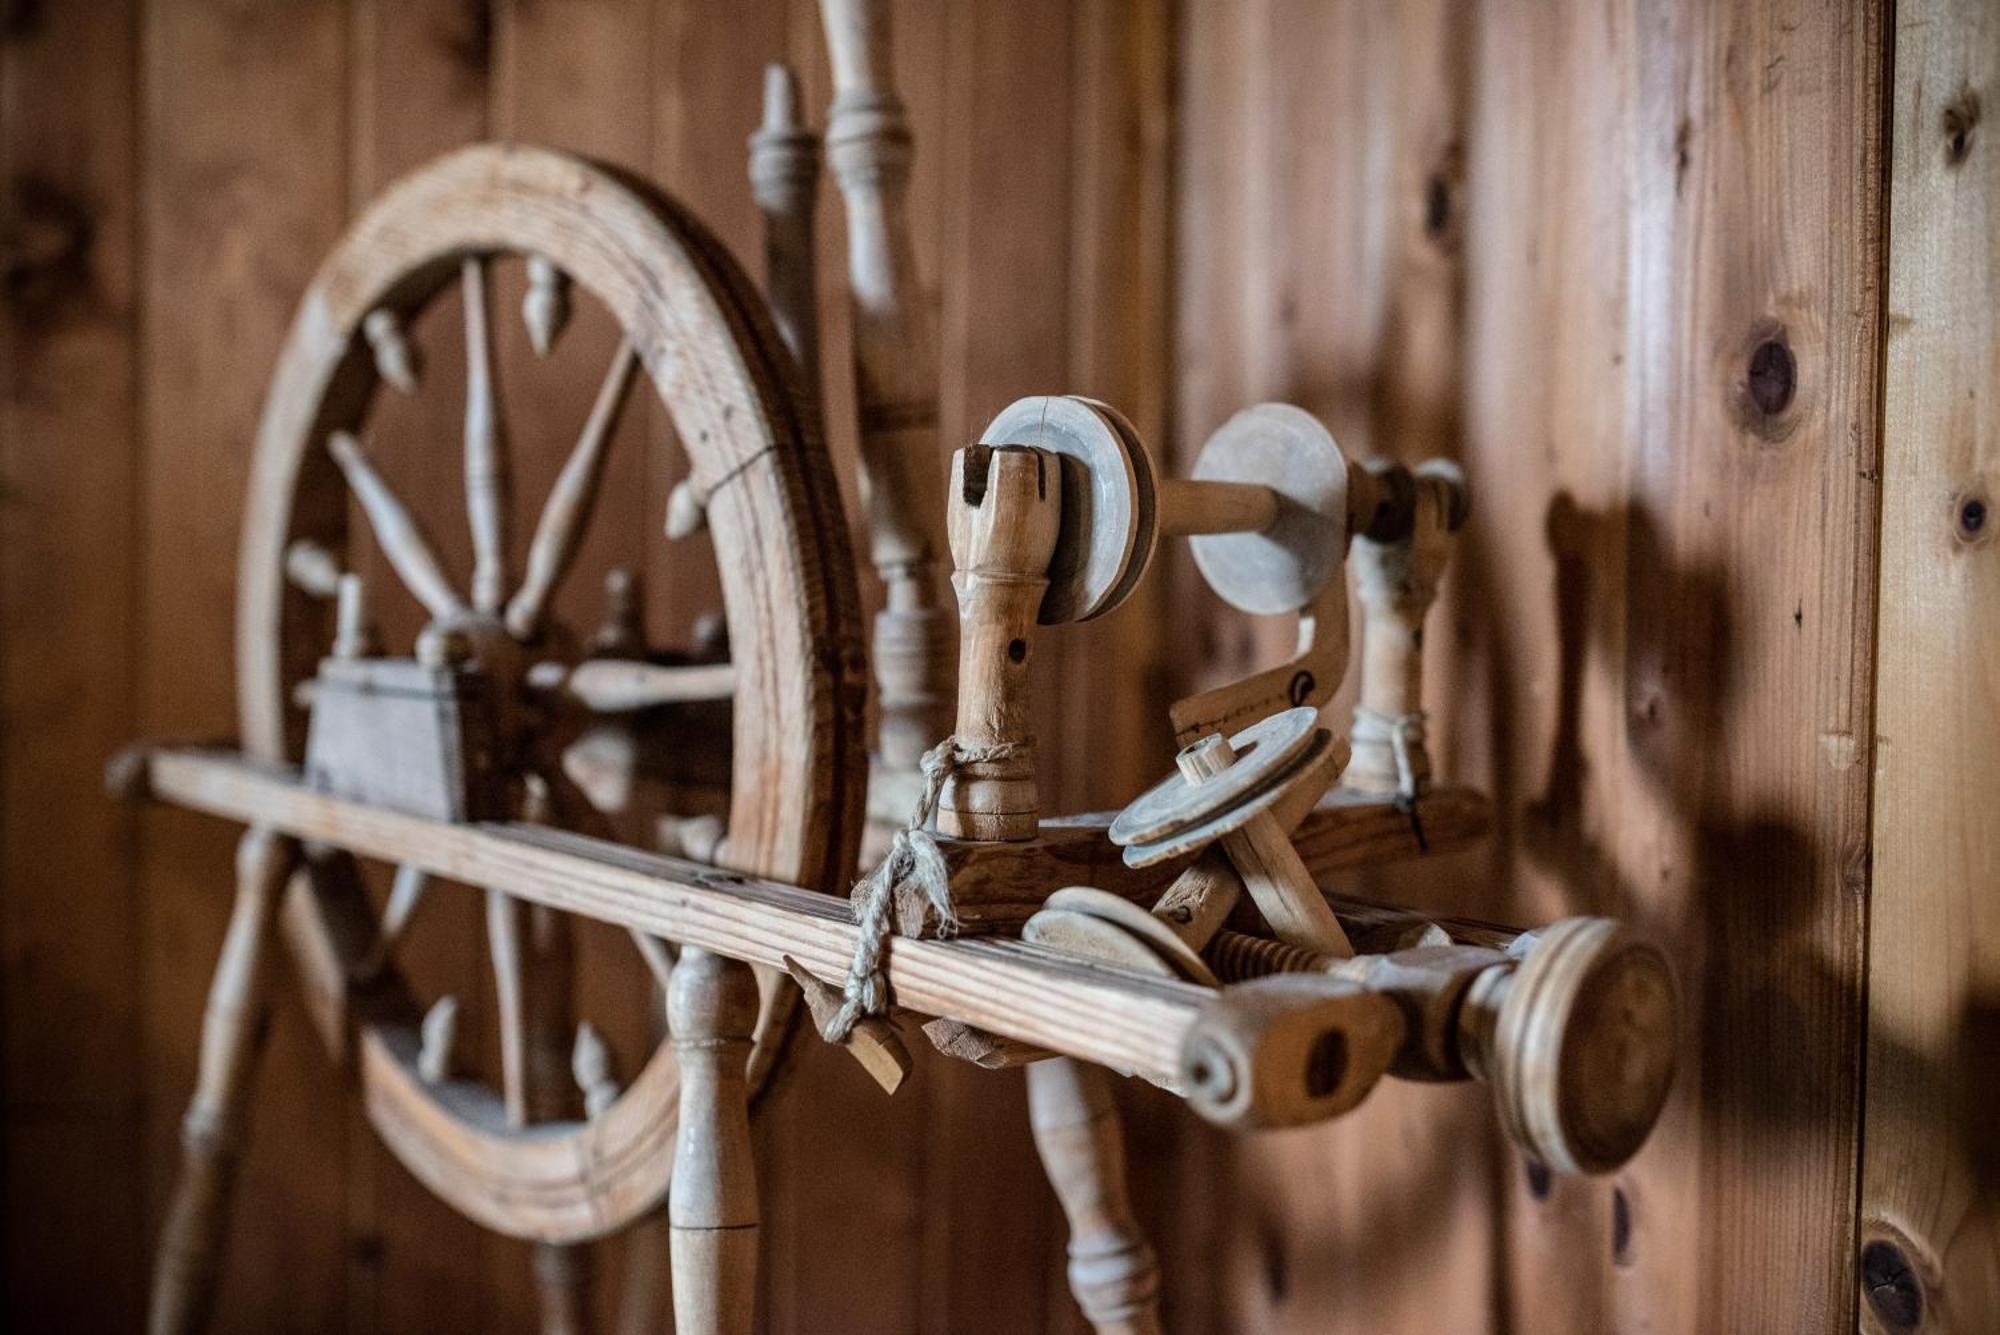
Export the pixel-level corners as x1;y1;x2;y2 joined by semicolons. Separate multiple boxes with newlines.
821;736;1028;1043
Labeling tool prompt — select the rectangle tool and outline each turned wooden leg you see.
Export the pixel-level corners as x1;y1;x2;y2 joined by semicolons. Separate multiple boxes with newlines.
668;948;760;1335
149;826;296;1335
1027;1058;1163;1335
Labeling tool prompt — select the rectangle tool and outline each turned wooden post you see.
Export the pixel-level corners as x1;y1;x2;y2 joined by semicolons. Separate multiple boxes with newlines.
748;63;820;400
668;947;761;1335
1027;1059;1164;1335
149;826;296;1335
1343;459;1466;795
819;0;955;771
937;445;1061;840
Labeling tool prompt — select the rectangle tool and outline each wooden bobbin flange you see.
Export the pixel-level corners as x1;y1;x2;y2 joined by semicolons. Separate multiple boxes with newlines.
1462;915;1679;1176
977;395;1155;625
1022;886;1221;987
1110;706;1327;867
1110;707;1353;956
1186;402;1355;616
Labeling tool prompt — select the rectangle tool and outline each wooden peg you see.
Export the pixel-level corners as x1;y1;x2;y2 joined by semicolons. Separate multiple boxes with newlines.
1460;916;1677;1176
1027;1059;1164;1335
668;948;761;1335
781;955;913;1095
937;445;1062;840
331;573;377;661
522;254;571;357
282;539;343;598
571;1020;620;1118
590;567;647;658
664;478;707;541
1343;458;1467;796
148;827;297;1335
417;995;460;1084
362;307;420;393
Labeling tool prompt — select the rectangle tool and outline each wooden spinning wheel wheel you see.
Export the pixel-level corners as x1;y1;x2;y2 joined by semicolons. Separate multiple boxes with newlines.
157;142;866;1326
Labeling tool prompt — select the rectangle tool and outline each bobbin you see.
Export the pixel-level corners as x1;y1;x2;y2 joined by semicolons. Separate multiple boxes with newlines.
978;396;1406;626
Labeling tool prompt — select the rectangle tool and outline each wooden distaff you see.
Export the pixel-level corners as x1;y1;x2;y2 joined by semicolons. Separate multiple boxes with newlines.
818;0;955;772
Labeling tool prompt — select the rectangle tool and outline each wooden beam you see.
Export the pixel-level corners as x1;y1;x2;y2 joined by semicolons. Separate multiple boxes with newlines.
136;747;1231;1090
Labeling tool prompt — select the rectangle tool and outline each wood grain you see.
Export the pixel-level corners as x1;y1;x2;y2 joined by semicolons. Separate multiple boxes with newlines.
1864;2;2000;1330
1172;2;1887;1332
0;1;145;1327
139;1;353;1329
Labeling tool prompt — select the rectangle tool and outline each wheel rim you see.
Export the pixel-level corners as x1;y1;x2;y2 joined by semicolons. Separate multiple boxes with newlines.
236;144;866;1241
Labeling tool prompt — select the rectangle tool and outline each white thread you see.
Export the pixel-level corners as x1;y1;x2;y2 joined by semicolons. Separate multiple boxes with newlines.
1352;705;1428;801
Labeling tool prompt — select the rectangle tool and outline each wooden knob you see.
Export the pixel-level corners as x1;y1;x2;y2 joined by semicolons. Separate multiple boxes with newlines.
1463;917;1678;1175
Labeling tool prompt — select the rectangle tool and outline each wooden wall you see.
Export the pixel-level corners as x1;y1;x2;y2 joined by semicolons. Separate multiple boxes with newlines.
0;1;1991;1333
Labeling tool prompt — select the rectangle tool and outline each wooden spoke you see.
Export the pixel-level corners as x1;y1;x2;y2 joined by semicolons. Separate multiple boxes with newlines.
326;431;467;622
505;340;640;640
557;659;737;713
485;888;530;1125
462;255;510;614
418;995;460;1084
354;864;428;981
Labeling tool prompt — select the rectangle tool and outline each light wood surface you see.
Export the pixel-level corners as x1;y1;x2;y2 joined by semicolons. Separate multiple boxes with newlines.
140;744;1391;1117
668;949;762;1335
938;446;1062;839
147;829;297;1335
1174;1;1887;1330
1865;3;2000;1329
1027;1060;1164;1335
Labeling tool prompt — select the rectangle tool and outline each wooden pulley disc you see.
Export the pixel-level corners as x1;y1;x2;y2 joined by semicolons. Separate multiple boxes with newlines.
1108;706;1334;867
1485;916;1679;1176
1189;403;1351;615
978;395;1157;624
1026;886;1221;987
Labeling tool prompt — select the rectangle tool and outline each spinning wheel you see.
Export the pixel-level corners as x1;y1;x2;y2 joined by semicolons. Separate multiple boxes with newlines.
155;143;866;1330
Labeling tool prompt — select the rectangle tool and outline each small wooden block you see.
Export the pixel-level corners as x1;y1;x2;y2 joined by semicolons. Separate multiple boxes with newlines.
921;1017;1056;1069
303;657;502;822
782;956;913;1095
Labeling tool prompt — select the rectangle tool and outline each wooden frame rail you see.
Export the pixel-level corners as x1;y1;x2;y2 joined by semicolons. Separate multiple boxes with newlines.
130;746;1333;1104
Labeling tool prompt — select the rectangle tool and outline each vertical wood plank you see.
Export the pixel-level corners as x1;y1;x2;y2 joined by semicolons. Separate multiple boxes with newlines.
0;1;145;1327
342;3;495;1331
1865;1;2000;1330
1172;1;1889;1332
139;0;352;1330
